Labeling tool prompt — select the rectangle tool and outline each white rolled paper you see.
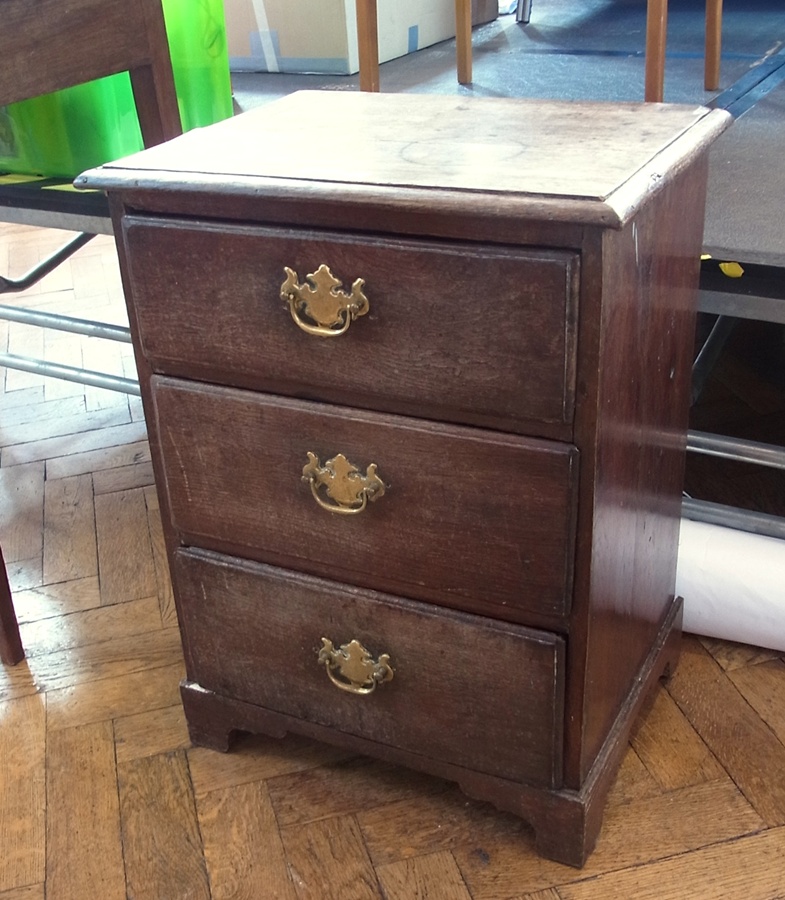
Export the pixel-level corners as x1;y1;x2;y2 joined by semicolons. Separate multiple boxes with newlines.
677;518;785;651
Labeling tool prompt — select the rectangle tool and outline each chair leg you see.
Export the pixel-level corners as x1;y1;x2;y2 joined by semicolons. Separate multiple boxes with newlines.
356;0;380;92
0;546;24;666
455;0;472;84
705;0;723;91
645;0;668;102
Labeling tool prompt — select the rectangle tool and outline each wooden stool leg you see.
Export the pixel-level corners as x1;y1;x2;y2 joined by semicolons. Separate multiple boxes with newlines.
0;546;24;666
356;0;380;92
705;0;723;91
455;0;472;85
645;0;668;102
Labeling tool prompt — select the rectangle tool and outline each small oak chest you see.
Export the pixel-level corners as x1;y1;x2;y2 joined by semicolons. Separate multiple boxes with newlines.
81;92;729;865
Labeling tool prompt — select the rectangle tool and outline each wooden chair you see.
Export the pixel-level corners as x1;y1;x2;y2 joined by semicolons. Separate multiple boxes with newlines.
355;0;724;102
0;0;182;665
646;0;724;102
355;0;473;91
0;548;23;666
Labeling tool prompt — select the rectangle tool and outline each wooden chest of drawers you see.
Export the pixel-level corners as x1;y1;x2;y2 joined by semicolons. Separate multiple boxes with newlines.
81;92;729;866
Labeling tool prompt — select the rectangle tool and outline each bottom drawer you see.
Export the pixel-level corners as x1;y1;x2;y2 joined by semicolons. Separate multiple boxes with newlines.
174;547;566;789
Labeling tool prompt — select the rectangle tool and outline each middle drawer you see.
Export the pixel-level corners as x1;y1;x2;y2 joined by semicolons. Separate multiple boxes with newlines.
152;377;577;623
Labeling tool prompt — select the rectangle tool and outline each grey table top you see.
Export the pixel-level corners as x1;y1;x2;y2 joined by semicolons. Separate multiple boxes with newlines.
704;78;785;269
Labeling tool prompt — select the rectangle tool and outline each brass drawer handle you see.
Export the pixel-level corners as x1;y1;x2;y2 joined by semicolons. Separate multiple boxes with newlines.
302;452;385;515
318;638;394;695
281;264;369;337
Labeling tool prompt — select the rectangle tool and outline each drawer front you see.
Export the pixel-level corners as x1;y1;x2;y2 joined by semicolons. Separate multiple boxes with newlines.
175;548;565;788
153;377;578;622
124;217;579;433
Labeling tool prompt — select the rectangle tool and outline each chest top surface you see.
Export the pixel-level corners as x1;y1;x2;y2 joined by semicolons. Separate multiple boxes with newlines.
79;91;730;228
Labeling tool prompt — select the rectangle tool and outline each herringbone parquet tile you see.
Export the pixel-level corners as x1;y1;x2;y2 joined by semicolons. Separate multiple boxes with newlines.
2;222;785;899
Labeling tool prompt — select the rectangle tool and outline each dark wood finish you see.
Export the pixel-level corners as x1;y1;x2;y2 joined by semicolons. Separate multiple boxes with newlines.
178;595;681;868
124;218;580;435
175;548;566;788
152;379;577;625
566;159;711;785
87;92;730;866
0;0;181;146
0;546;24;666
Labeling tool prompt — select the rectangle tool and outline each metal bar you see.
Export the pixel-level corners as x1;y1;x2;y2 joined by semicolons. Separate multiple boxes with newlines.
699;257;785;301
516;0;532;24
0;303;131;343
0;352;140;396
691;314;736;404
699;288;785;325
682;497;785;540
0;232;96;293
0;205;112;236
687;430;785;470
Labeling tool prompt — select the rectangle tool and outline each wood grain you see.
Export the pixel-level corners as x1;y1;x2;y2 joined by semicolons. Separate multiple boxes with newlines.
376;850;473;900
45;437;150;480
728;659;785;745
454;780;763;899
46;722;125;900
144;485;176;626
18;594;161;657
0;694;45;892
0;884;46;900
700;636;783;671
280;815;381;900
630;687;724;790
84;92;730;226
46;659;183;731
268;757;449;830
557;828;785;899
10;626;183;695
10;576;100;625
3;420;148;467
42;474;97;584
94;487;157;606
174;550;565;787
113;703;190;764
198;781;297;900
125;219;579;436
667;637;785;825
0;462;44;563
158;386;577;625
188;733;353;797
359;784;528;868
118;752;210;900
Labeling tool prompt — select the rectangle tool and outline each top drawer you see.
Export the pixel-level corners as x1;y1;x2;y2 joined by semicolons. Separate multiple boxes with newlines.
122;217;579;434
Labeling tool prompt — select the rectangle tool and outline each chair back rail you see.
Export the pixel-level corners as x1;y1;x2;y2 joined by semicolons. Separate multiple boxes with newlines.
0;0;181;145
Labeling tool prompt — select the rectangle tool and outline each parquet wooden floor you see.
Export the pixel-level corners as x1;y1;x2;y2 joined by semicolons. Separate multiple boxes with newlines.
2;221;785;899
